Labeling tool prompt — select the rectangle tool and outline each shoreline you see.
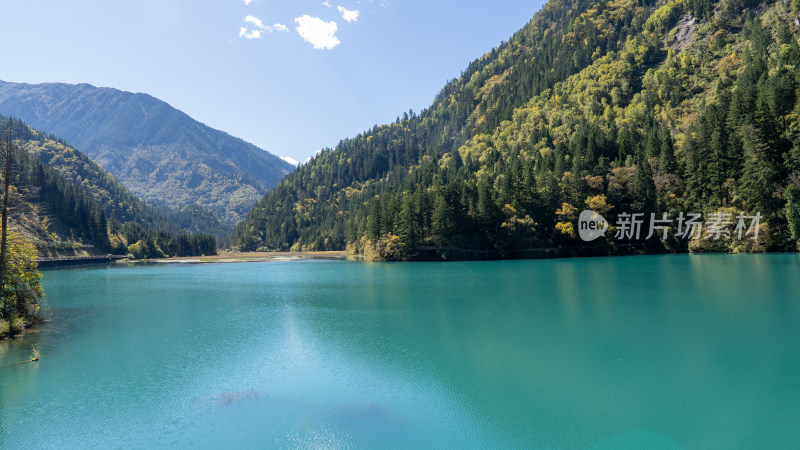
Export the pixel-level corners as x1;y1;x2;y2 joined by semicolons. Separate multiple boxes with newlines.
37;249;799;268
37;251;348;269
36;251;348;268
125;251;349;265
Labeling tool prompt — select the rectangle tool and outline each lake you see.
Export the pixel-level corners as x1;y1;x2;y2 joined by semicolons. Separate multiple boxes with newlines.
1;255;799;448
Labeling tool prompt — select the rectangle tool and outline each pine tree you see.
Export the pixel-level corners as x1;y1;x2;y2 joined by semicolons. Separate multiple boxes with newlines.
477;179;497;236
740;124;780;219
397;194;418;249
0;123;12;302
658;128;677;175
632;158;657;213
431;193;453;247
786;180;800;243
366;199;382;240
645;128;661;160
94;209;111;252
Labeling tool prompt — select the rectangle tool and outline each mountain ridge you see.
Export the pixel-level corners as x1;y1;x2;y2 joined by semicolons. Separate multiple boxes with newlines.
3;114;229;236
0;80;294;223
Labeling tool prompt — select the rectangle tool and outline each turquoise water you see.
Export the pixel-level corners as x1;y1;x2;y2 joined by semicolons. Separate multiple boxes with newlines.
1;255;800;448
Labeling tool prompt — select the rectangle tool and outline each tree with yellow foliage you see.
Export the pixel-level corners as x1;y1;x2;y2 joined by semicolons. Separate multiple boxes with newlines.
555;202;578;239
585;194;613;216
0;229;44;338
1;123;44;338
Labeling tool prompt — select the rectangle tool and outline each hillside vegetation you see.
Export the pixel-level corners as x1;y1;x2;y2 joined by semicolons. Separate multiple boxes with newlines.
233;0;800;260
3;117;216;259
5;117;228;236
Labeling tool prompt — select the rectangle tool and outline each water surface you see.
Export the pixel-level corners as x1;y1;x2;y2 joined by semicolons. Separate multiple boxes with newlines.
1;255;799;448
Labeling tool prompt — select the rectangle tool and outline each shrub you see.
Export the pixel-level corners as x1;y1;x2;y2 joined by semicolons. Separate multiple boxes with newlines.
1;229;44;337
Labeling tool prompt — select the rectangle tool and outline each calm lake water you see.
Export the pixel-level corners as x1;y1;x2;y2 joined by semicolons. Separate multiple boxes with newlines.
1;255;799;448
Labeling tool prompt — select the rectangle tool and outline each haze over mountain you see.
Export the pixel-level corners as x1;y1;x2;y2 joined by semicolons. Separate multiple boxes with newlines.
0;80;294;224
232;0;800;259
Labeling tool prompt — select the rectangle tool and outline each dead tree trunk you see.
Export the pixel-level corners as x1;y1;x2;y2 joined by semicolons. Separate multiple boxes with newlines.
0;121;12;303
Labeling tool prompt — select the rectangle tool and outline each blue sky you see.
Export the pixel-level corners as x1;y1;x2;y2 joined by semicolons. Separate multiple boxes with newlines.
1;0;544;163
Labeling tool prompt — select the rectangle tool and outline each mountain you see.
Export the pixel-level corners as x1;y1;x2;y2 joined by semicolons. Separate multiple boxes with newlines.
232;0;800;259
4;115;228;236
0;81;294;224
4;116;217;258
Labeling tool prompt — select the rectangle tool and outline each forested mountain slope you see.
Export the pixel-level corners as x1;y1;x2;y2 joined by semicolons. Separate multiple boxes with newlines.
0;81;294;224
3;117;216;258
3;115;227;236
234;0;800;259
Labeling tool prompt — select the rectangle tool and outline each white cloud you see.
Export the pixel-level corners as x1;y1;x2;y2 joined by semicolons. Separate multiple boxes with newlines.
245;15;267;30
280;156;300;166
295;15;340;50
337;6;359;23
302;150;323;164
243;0;254;5
239;15;287;38
239;27;262;39
322;0;332;7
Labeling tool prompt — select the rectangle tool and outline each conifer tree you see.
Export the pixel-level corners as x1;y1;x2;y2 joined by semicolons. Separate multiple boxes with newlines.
632;158;657;213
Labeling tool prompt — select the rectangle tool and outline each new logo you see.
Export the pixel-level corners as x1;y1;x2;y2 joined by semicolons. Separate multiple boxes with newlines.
578;210;609;242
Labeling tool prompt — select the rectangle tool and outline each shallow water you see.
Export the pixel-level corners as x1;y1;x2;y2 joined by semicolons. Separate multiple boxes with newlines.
1;254;799;448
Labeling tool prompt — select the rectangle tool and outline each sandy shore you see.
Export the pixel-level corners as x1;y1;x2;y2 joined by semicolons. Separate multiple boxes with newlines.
133;251;349;264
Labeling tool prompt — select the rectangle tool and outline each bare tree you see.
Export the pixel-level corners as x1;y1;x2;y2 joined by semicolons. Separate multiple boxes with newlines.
0;121;11;299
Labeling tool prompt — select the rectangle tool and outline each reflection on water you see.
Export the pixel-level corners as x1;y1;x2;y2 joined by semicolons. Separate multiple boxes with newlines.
1;255;799;448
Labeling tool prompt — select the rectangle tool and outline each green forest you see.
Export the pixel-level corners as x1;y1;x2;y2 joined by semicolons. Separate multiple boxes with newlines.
2;117;217;260
6;116;229;237
232;0;800;260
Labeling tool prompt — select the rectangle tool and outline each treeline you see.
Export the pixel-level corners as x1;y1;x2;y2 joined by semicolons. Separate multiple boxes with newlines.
116;222;216;259
156;204;230;237
232;0;800;259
